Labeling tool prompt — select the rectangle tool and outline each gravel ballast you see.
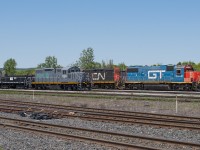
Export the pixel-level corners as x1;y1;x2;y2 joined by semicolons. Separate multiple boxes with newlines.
0;93;200;149
1;93;200;117
0;125;117;150
0;112;200;150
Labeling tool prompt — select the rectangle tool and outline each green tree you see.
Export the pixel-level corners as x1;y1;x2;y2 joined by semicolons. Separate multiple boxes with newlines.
70;62;79;68
196;63;200;71
101;60;106;69
152;63;162;66
3;58;17;75
94;62;102;69
100;59;114;69
106;59;114;69
15;69;35;75
78;47;95;69
37;56;62;68
177;61;195;66
176;61;198;70
118;62;127;71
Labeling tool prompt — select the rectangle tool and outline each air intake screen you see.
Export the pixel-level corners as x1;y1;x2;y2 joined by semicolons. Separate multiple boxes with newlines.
127;68;138;73
166;66;174;71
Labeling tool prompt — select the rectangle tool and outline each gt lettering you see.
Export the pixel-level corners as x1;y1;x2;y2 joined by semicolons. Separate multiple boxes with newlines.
148;70;165;79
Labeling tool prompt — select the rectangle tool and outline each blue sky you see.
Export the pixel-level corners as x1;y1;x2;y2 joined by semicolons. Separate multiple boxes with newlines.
0;0;200;68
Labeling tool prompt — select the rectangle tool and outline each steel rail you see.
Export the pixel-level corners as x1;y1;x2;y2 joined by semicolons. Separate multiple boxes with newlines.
1;103;200;126
0;118;156;150
1;89;200;99
1;116;200;149
1;98;200;121
0;103;200;130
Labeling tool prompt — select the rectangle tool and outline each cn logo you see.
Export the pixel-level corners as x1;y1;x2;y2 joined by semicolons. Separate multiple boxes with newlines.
92;73;105;80
148;70;165;79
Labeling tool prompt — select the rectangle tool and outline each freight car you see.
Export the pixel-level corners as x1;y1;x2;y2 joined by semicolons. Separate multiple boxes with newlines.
32;66;91;90
83;67;121;89
0;75;34;89
125;64;200;91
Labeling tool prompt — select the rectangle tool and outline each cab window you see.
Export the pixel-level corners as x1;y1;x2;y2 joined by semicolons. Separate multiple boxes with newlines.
63;70;67;74
176;69;181;75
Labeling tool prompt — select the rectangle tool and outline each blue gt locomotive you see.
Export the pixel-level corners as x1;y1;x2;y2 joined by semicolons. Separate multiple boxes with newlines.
125;64;199;90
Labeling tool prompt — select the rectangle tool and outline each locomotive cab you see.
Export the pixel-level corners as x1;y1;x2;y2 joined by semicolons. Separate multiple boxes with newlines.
184;65;195;82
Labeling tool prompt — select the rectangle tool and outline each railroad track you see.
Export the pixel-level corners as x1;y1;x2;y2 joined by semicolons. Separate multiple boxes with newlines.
94;89;200;94
1;89;200;99
1;116;200;150
2;88;200;94
1;99;200;130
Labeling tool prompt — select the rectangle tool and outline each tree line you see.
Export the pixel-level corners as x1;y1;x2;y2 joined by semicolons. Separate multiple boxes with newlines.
1;47;200;75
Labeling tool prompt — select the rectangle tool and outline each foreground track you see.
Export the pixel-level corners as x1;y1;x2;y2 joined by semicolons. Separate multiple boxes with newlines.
1;99;200;131
1;116;200;150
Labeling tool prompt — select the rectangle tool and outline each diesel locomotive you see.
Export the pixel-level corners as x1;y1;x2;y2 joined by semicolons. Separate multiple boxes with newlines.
84;64;200;91
83;67;121;89
0;64;200;91
125;64;200;91
0;66;92;90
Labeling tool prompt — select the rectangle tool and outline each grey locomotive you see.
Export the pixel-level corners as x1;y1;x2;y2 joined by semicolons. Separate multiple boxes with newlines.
32;66;91;90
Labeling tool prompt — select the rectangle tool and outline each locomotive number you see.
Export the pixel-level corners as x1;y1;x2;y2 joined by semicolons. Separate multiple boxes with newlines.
148;70;165;79
92;73;105;80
